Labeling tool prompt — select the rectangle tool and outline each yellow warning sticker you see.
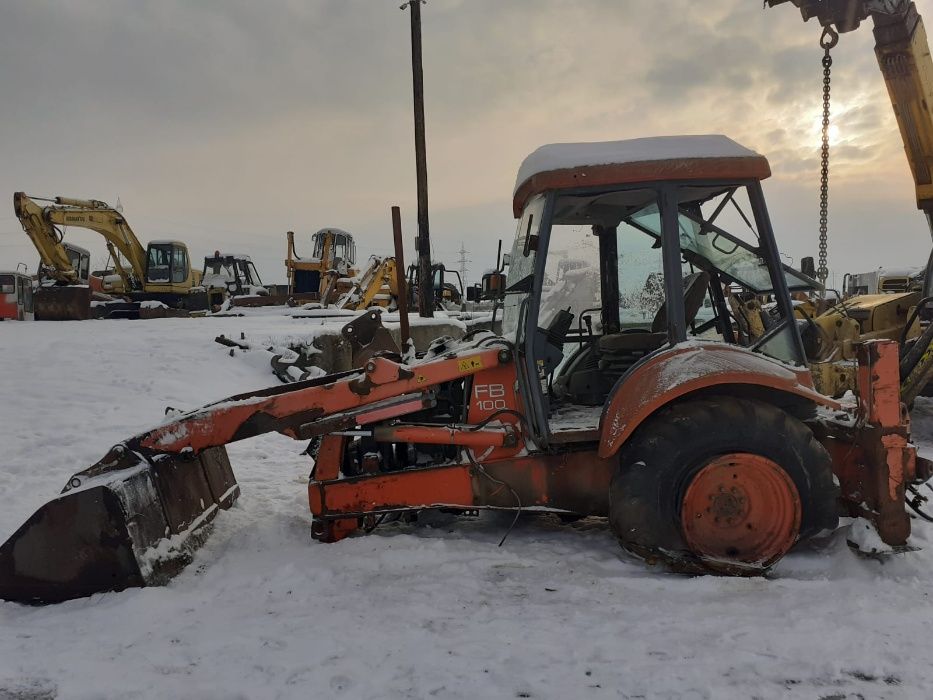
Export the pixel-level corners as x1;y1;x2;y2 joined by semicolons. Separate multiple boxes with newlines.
458;356;484;373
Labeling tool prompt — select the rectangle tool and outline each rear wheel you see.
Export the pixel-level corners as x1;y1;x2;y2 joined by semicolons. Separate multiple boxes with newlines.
609;397;838;574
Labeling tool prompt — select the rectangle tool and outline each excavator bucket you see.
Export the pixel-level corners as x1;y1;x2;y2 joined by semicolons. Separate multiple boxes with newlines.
33;286;91;321
0;445;238;604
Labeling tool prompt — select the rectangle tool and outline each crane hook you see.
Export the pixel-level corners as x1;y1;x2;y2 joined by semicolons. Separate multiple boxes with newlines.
820;25;839;50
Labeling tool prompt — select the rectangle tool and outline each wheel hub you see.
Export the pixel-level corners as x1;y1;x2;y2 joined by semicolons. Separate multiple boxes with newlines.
681;454;801;568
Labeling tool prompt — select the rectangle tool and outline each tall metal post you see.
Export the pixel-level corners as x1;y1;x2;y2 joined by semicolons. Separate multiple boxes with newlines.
391;206;411;348
404;0;434;318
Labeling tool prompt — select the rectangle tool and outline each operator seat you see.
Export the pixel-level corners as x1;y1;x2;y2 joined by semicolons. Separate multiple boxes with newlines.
598;270;711;355
554;271;711;406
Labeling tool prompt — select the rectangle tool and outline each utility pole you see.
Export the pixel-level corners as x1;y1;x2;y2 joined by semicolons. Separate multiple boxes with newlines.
402;0;433;318
457;242;470;290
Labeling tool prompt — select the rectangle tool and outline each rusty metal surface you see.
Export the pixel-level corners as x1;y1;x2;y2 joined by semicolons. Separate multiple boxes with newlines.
341;310;400;366
513;157;771;219
0;446;239;604
599;342;839;459
391;206;411;346
308;450;616;533
33;286;91;321
814;340;917;546
680;454;801;568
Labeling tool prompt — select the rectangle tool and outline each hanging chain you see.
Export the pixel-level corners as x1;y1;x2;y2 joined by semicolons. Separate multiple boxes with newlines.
817;26;838;297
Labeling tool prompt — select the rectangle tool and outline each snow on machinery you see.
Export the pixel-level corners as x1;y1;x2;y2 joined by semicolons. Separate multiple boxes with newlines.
14;193;209;320
844;267;925;296
2;135;930;604
202;252;268;310
286;228;359;304
285;228;405;312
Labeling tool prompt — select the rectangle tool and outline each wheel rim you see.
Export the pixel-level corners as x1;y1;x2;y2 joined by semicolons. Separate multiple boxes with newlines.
681;453;801;568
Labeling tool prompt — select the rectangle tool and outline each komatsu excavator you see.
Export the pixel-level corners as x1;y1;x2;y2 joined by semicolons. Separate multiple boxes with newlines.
15;196;99;320
767;1;933;402
2;135;929;604
15;193;208;319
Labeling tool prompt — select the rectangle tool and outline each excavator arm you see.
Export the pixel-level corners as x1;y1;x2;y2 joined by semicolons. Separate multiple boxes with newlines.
16;193;149;291
37;195;149;291
14;192;81;284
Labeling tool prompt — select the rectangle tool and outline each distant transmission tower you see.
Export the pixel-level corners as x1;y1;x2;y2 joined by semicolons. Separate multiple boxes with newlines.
457;242;471;289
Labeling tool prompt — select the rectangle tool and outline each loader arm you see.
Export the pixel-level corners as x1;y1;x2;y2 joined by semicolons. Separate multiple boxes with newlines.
128;342;510;457
14;192;81;284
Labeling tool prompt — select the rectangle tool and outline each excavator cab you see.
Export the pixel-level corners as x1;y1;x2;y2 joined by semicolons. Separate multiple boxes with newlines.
145;242;193;288
61;243;91;285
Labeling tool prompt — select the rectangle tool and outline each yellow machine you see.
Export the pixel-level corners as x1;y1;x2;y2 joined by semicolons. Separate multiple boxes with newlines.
286;228;359;304
15;193;208;318
333;256;399;310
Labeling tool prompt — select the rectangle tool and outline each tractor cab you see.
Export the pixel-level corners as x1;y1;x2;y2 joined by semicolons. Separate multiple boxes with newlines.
407;263;464;310
202;252;267;307
287;228;359;298
311;228;356;273
504;135;819;445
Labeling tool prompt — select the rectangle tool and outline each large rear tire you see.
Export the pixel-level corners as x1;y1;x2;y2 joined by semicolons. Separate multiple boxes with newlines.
609;397;838;574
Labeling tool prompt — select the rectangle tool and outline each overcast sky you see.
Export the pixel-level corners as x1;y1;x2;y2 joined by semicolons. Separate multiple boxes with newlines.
0;0;929;288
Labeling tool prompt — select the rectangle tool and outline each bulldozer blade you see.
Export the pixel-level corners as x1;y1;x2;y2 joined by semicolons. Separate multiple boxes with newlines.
0;445;238;604
33;286;91;321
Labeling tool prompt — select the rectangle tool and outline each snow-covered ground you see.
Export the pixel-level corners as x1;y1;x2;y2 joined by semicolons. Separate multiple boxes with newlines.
3;314;933;699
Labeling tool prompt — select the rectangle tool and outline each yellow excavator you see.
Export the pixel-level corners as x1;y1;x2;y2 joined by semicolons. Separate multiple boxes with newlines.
15;193;208;319
14;195;99;320
769;0;933;403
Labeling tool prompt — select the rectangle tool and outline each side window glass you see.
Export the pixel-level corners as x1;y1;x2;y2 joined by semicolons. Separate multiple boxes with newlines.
147;247;170;283
23;279;33;313
172;247;188;284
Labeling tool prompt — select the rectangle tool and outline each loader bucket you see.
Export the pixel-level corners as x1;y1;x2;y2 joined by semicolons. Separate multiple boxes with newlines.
0;445;238;604
33;285;91;321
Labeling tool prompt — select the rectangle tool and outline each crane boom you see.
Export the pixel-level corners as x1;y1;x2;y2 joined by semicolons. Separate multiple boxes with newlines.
768;1;933;228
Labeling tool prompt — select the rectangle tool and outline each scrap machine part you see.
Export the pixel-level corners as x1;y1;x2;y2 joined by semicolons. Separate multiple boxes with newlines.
0;445;238;604
33;286;91;321
341;309;400;366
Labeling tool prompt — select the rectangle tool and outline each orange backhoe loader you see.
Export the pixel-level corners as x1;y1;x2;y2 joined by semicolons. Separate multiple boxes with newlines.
2;135;929;604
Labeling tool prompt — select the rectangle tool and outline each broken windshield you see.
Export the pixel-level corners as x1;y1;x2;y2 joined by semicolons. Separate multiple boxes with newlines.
625;203;813;294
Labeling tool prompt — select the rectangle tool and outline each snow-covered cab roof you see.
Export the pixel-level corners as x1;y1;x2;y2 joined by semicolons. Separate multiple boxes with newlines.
313;228;354;240
512;135;771;218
